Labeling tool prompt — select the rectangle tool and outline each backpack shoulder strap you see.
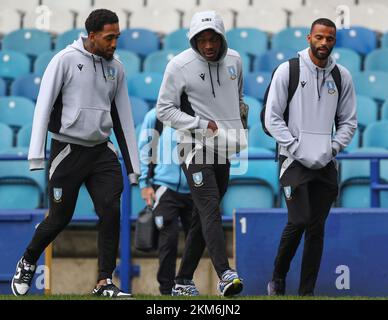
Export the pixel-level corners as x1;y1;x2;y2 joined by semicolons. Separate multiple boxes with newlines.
331;64;342;104
146;118;164;183
283;57;300;123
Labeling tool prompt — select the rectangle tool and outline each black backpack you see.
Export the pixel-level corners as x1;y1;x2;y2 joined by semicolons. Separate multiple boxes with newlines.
260;57;342;138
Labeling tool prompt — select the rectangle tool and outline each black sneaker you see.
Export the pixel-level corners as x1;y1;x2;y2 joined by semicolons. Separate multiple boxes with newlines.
267;278;286;296
92;279;133;299
11;257;37;296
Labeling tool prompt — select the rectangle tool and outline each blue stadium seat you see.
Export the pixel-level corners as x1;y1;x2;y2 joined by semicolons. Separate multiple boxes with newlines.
356;95;378;129
226;28;268;56
0;123;13;151
272;27;310;52
55;28;87;50
240;52;251;74
34;51;58;75
127;72;163;105
339;147;388;208
222;147;277;214
253;49;297;73
130;96;150;126
0;50;30;80
16;124;52;151
10;73;42;102
244;72;272;101
113;49;141;77
117;28;160;58
2;29;52;58
332;48;361;74
353;71;388;102
381;101;388;120
0;147;45;209
73;184;95;217
163;28;189;51
336;27;377;55
343;128;360;152
365;48;388;73
143;50;180;73
248;123;276;151
244;95;262;129
0;96;35;129
0;78;6;96
382;32;388;49
363;121;388;148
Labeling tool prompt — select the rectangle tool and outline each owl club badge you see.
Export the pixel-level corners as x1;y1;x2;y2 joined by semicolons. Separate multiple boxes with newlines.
284;186;292;200
106;66;116;80
192;172;204;187
326;81;336;94
227;66;237;80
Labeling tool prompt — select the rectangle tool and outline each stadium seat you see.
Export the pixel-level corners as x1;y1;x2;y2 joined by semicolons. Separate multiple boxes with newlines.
0;123;13;151
355;95;379;129
34;51;58;75
253;49;297;73
127;72;163;105
226;28;268;57
73;184;95;217
336;27;377;55
2;29;52;58
243;72;272;101
363;121;388;149
113;49;141;77
343;128;360;152
16;124;52;151
272;27;310;52
0;50;30;80
130;96;150;127
0;9;22;35
248;123;276;151
163;28;190;51
331;48;361;75
0;78;6;96
244;96;262;129
129;7;181;35
339;147;388;208
304;0;355;7
55;28;87;50
0;96;35;129
346;4;388;33
353;71;388;102
10;74;42;102
24;4;77;34
42;0;92;12
289;6;335;28
380;101;388;120
143;50;180;73
145;0;197;11
365;48;388;73
117;28;160;58
77;8;128;32
0;147;45;209
382;32;388;49
235;7;287;33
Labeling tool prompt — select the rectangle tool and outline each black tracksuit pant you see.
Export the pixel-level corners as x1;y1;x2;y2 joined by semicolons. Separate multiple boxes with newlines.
24;139;123;281
152;186;192;295
176;146;231;281
273;156;338;295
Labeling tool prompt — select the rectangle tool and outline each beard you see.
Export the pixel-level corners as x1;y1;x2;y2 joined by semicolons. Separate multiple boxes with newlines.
310;44;333;60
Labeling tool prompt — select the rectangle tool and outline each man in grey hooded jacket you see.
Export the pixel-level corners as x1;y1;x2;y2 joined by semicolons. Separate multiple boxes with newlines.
157;11;247;296
11;9;139;298
265;18;357;296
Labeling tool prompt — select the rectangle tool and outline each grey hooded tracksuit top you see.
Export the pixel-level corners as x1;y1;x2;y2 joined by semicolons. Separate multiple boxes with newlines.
265;48;357;169
28;37;140;182
156;11;247;158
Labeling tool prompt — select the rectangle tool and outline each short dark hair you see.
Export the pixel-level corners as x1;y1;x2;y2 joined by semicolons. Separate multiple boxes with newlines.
310;18;336;33
85;9;119;34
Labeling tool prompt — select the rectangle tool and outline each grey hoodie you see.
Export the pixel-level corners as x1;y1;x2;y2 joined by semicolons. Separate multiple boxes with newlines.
28;37;140;182
156;11;247;158
265;48;357;169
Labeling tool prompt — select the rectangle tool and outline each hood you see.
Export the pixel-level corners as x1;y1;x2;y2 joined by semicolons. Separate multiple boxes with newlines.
298;47;337;101
70;36;109;81
188;11;228;63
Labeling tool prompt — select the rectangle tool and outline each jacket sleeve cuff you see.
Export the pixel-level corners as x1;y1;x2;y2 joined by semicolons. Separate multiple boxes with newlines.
332;141;342;154
287;139;299;155
128;173;139;185
198;119;209;129
29;159;45;171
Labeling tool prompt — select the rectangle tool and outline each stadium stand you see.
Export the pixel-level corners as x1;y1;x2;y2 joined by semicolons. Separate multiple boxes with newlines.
336;27;377;55
10;74;42;102
253;49;297;72
226;28;268;57
143;49;180;73
365;48;388;73
34;50;58;75
0;96;35;130
0;123;13;151
248;123;276;151
243;71;272;101
353;71;388;102
272;27;310;52
355;95;379;130
0;78;6;96
363;121;388;149
244;96;262;129
163;28;190;51
55;28;87;50
127;72;163;105
117;28;160;58
0;51;30;81
331;48;361;74
114;49;141;77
